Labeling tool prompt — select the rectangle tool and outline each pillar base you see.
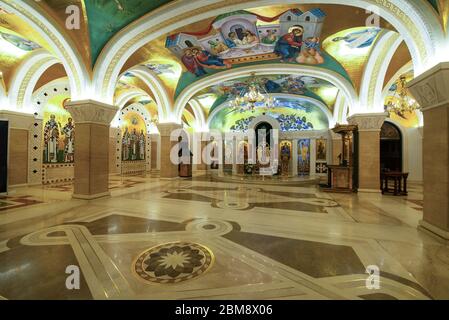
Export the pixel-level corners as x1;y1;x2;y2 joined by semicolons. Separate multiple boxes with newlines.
418;220;449;242
72;192;111;200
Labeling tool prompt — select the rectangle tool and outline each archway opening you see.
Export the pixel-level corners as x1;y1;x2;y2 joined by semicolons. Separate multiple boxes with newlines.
380;122;402;172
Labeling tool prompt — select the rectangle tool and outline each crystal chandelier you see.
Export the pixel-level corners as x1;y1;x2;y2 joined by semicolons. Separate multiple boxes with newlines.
230;73;278;113
386;76;420;115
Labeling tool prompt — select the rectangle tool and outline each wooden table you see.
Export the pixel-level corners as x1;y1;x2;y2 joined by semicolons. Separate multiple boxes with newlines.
381;172;409;196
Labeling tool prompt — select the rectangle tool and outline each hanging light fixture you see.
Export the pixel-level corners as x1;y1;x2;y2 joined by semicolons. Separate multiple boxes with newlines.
230;73;278;113
386;76;420;115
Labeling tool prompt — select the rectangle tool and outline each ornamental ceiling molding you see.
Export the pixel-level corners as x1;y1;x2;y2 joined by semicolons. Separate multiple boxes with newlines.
9;50;59;110
174;64;358;123
359;30;402;113
206;93;334;130
0;0;89;100
92;0;442;103
127;66;172;121
408;62;449;111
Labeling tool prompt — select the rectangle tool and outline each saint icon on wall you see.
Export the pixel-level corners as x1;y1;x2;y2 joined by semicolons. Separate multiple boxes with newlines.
316;139;327;161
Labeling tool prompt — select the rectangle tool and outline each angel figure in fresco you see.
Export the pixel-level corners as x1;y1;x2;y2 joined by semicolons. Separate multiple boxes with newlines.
43;115;61;163
274;26;304;62
332;28;381;49
139;130;146;160
62;118;75;163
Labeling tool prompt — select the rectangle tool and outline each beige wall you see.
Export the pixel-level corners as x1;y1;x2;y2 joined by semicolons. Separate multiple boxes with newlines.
8;129;28;186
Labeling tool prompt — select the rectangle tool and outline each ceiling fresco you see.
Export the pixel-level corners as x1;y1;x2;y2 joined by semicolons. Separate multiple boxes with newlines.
84;0;173;65
209;96;330;132
192;74;339;119
322;27;382;91
1;1;444;130
0;8;50;89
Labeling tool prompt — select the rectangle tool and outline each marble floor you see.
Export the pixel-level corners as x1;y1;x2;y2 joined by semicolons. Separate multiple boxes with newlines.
0;174;448;300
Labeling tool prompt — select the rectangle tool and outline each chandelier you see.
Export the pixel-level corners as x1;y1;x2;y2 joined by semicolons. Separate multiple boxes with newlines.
386;76;420;115
230;73;278;113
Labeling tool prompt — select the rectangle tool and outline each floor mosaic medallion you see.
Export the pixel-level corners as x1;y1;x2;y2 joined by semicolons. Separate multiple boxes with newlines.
133;242;214;284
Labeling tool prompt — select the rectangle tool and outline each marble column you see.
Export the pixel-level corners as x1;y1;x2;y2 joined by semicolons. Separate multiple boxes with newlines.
66;100;118;200
157;123;183;179
348;113;387;193
409;62;449;241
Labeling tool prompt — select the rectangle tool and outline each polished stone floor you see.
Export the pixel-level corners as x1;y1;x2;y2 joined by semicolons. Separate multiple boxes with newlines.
0;174;448;300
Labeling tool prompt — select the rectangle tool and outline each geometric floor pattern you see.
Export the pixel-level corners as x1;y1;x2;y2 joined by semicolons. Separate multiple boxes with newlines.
0;174;447;300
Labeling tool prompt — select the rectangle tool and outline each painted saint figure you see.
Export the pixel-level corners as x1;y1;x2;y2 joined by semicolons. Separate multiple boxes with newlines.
131;129;138;161
62;118;75;163
139;130;146;160
43;115;61;163
181;48;206;77
122;127;131;161
274;26;304;62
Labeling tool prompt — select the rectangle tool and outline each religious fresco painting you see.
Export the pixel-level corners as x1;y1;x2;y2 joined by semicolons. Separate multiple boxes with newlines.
323;27;381;89
194;74;338;112
210;97;329;133
316;139;327;161
166;8;327;78
298;139;310;176
42;96;74;164
120;112;146;161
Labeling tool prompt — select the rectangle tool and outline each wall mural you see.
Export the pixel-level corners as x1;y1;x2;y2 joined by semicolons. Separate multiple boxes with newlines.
120;112;146;161
85;0;172;64
42;96;74;164
210;97;329;132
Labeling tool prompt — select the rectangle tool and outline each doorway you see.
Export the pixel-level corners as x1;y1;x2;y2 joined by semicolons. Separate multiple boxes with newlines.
380;122;402;172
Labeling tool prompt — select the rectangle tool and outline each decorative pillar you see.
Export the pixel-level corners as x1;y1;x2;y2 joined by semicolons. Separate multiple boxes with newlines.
66;100;118;199
348;113;387;193
157;123;183;179
409;62;449;240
